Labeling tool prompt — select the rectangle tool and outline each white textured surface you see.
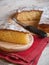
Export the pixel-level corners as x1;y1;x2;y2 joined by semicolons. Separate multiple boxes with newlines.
0;0;49;65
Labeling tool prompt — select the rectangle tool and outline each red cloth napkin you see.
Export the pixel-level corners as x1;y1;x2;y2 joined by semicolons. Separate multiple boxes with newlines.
0;35;49;65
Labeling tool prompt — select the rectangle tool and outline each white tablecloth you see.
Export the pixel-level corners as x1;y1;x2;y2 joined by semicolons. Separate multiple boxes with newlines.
0;0;49;65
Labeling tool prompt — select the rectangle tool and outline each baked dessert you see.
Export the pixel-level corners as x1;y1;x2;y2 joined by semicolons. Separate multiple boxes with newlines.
14;10;43;27
0;29;30;45
38;24;49;33
0;29;33;52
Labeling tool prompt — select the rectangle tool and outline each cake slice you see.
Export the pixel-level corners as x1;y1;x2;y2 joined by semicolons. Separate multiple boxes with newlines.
38;24;49;33
0;29;30;45
14;10;43;27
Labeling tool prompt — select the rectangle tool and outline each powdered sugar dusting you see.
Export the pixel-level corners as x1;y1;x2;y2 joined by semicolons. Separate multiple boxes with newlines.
0;18;28;32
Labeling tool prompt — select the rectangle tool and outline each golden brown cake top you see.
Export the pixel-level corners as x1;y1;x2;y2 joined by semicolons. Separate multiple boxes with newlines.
0;29;30;45
11;10;43;27
15;10;43;21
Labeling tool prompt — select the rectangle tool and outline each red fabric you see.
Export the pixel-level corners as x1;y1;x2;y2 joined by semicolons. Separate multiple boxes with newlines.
0;35;49;65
